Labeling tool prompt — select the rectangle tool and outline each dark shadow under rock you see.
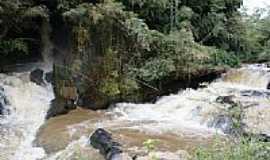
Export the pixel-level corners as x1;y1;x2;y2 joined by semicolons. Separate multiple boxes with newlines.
46;98;76;119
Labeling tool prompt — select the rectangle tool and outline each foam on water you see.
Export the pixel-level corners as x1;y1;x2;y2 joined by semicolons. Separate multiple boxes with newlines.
0;72;54;160
1;64;270;160
106;64;270;135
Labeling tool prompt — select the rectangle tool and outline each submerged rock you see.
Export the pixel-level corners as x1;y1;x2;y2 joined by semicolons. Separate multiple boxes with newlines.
0;87;10;115
90;128;131;160
45;71;53;83
0;88;5;115
216;96;236;106
243;133;270;142
208;115;234;134
241;90;270;97
30;68;45;86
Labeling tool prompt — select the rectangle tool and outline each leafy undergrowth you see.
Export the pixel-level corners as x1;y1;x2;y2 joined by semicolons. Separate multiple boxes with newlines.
194;137;270;160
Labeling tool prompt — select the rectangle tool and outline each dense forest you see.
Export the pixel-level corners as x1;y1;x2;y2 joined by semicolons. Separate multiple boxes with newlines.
0;0;270;160
1;0;270;108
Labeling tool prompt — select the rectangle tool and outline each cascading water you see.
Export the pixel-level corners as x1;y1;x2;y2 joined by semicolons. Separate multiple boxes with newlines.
0;71;54;160
108;64;270;135
0;17;55;160
42;64;270;160
1;63;270;160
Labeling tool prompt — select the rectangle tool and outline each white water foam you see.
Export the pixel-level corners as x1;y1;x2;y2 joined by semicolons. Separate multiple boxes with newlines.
0;72;54;160
1;64;269;160
105;64;270;135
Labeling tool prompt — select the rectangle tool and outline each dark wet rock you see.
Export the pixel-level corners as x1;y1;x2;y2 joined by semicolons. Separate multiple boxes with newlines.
0;89;5;115
216;96;237;106
255;133;270;142
208;115;234;134
209;114;246;135
45;72;53;83
77;96;108;110
90;128;124;160
267;83;270;90
0;87;10;115
243;133;270;142
46;98;76;119
241;90;270;97
30;68;45;86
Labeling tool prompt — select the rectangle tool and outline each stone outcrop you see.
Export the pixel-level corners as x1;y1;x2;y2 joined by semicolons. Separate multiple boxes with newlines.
30;68;45;86
48;2;226;118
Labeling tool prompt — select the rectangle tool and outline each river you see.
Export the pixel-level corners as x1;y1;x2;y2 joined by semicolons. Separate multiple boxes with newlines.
0;64;270;159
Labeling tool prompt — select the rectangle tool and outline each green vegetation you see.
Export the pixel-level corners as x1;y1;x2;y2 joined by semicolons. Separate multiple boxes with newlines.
1;0;270;106
1;1;270;159
194;137;270;160
143;139;160;160
194;101;270;160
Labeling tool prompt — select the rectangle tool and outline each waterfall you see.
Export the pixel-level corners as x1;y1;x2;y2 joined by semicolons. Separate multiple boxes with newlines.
0;72;54;160
0;19;55;160
1;63;270;160
45;64;270;160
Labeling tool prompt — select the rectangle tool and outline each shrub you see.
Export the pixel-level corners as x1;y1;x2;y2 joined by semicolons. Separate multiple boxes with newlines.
194;137;270;160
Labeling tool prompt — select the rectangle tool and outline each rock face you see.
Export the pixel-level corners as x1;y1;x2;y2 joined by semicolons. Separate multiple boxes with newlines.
47;4;226;118
30;68;45;86
90;128;127;160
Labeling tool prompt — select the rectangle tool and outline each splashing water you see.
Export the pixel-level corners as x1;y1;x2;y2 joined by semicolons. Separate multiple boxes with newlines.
0;71;54;160
1;64;270;160
46;64;270;160
105;64;270;135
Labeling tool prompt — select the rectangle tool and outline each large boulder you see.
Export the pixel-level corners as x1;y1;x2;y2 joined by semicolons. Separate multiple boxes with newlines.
90;128;131;160
30;68;45;86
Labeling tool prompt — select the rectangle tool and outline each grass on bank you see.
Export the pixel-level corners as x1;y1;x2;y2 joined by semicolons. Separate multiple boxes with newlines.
193;137;270;160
